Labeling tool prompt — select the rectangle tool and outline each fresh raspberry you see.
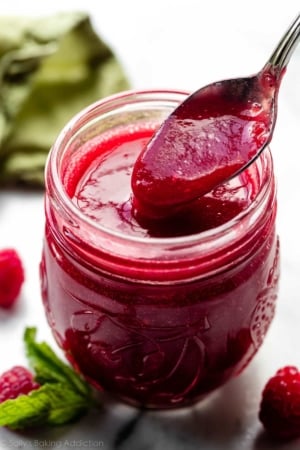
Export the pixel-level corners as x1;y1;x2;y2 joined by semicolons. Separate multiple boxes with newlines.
0;248;25;308
259;366;300;440
0;366;40;403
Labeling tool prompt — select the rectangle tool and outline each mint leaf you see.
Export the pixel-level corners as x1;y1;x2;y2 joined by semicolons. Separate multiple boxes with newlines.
39;383;91;426
0;388;49;430
24;327;91;397
0;383;91;429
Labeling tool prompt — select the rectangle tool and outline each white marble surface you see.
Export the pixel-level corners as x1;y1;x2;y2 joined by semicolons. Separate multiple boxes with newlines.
0;1;300;449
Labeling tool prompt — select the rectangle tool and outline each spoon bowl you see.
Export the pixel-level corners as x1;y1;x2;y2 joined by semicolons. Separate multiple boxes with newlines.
132;13;300;219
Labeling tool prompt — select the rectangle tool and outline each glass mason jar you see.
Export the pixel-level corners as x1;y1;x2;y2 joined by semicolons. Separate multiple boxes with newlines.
41;90;280;409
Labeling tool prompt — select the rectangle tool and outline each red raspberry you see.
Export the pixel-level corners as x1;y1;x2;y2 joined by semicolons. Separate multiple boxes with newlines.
0;248;25;308
259;366;300;440
0;366;40;403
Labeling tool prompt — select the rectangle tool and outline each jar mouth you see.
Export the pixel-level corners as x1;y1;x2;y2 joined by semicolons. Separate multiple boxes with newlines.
47;88;273;249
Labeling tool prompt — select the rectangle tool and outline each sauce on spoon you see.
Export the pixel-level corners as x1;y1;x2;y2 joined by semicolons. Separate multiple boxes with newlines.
132;66;279;219
131;14;300;220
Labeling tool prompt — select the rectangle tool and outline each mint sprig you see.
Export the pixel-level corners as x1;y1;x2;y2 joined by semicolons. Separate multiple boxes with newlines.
24;327;90;397
0;327;96;429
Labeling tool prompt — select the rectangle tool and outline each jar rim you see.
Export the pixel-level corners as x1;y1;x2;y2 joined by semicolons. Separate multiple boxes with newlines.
46;88;272;250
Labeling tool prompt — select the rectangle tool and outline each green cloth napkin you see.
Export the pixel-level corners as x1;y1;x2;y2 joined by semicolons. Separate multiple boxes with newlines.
0;12;130;186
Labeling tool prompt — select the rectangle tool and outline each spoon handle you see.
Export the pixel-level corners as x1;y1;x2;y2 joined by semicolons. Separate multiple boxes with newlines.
267;13;300;72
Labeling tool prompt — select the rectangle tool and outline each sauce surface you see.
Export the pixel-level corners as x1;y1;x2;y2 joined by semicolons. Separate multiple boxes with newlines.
70;124;253;238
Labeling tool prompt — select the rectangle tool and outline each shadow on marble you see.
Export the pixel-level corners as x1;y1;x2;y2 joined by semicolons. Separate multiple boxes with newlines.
254;430;300;450
105;360;264;450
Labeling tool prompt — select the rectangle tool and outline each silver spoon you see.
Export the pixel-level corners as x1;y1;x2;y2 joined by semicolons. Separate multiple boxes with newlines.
132;13;300;218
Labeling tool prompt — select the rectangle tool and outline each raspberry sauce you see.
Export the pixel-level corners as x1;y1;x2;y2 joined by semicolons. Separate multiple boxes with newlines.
41;90;279;408
131;68;279;219
69;125;251;238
